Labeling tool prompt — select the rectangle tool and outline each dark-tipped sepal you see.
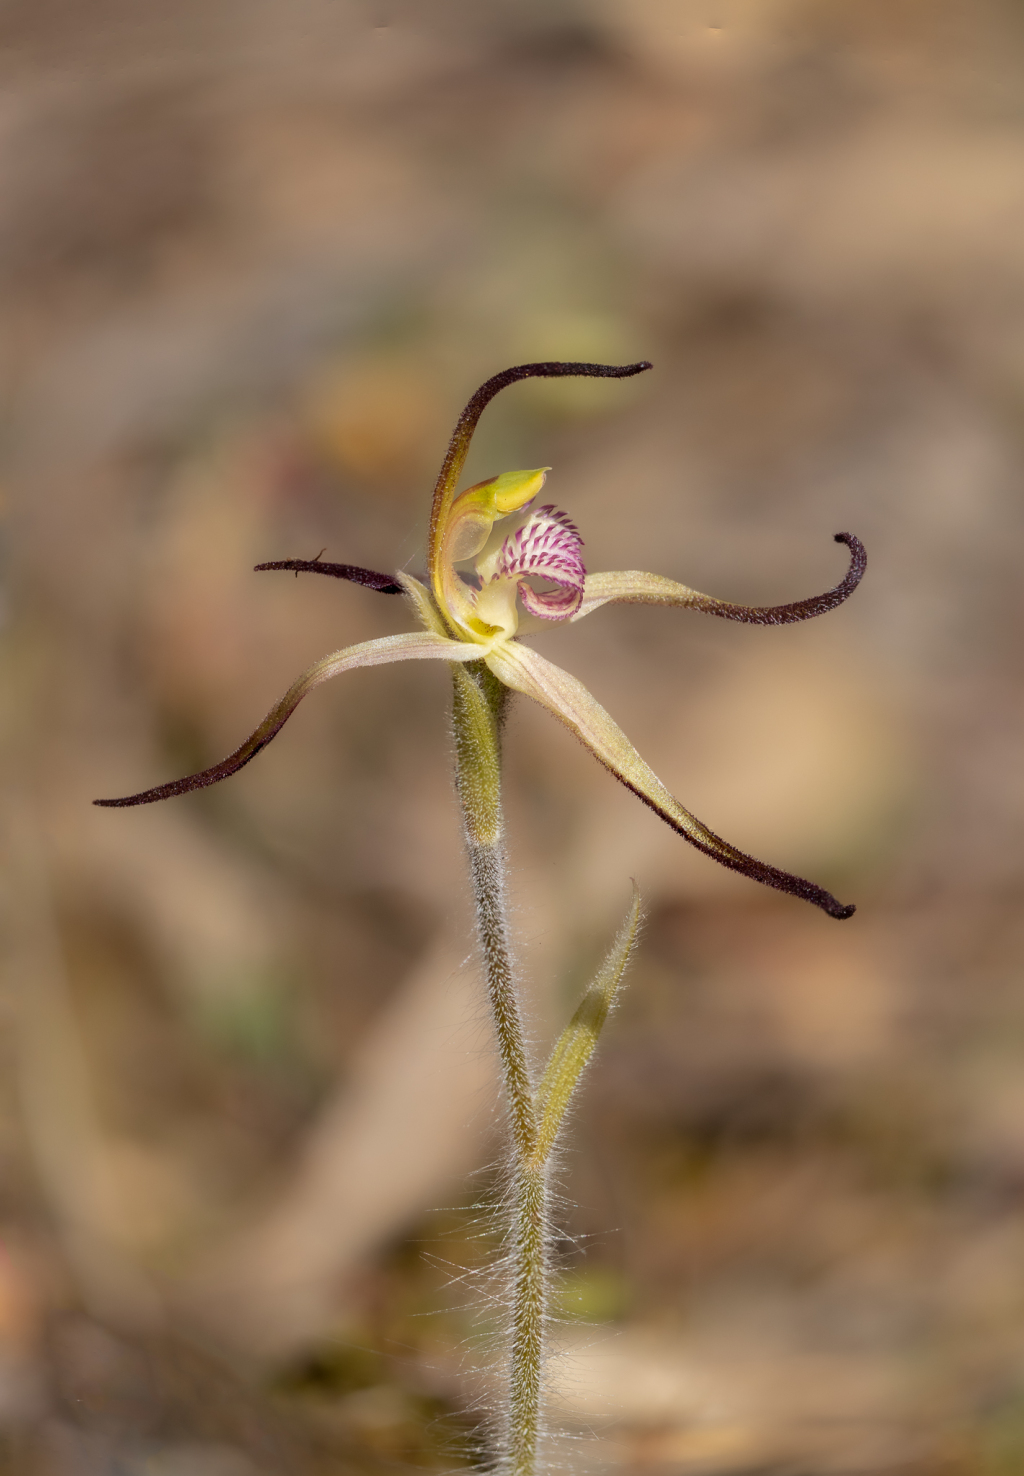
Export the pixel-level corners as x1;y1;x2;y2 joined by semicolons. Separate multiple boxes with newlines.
255;559;402;592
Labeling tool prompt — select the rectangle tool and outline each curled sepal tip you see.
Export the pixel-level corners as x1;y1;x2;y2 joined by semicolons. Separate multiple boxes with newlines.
575;532;866;626
533;883;642;1166
93;631;480;807
486;641;855;921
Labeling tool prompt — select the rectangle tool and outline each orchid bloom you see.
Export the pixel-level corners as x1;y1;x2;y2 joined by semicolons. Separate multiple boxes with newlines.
96;361;864;919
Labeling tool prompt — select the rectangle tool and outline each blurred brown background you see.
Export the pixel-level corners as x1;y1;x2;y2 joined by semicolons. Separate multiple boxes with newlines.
3;1;1024;1472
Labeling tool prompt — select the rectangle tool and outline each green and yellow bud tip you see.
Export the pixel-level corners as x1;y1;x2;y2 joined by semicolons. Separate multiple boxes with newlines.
489;468;549;513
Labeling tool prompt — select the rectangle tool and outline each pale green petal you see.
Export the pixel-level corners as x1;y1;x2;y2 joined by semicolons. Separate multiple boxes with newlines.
395;570;452;637
485;642;854;919
571;570;708;621
571;535;866;627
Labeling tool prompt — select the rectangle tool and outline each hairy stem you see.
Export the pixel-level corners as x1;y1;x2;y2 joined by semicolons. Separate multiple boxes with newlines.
452;661;544;1476
508;1161;546;1476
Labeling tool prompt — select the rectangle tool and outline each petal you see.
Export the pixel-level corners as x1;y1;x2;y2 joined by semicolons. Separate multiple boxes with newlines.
485;642;855;920
394;570;451;637
94;631;479;807
254;558;402;592
572;533;866;624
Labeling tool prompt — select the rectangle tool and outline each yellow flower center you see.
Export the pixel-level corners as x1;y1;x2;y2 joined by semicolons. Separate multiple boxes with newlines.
434;469;587;643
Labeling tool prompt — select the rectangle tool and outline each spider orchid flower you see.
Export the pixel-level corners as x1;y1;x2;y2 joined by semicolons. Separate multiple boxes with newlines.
96;361;864;919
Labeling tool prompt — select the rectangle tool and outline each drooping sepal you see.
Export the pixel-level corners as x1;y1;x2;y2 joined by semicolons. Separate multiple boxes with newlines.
486;642;856;920
94;632;480;807
532;883;641;1165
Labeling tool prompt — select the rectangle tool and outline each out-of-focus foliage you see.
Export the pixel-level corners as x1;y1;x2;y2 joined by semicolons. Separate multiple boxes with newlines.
2;1;1024;1471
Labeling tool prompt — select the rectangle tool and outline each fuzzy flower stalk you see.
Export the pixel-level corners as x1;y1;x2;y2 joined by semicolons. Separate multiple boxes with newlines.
96;360;865;1475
